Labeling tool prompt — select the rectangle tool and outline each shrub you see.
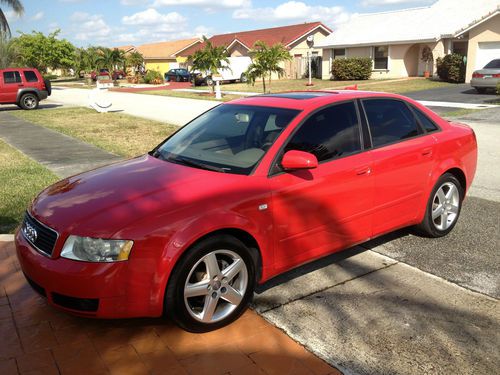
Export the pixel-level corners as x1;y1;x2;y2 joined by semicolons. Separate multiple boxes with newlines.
436;54;465;83
331;57;372;80
143;70;163;84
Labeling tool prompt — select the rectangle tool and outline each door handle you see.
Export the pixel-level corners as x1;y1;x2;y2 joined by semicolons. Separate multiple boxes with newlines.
356;166;371;175
422;148;433;157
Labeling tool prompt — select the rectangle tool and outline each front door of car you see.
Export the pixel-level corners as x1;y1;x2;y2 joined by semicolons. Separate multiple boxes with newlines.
361;98;436;236
269;101;374;272
0;71;22;103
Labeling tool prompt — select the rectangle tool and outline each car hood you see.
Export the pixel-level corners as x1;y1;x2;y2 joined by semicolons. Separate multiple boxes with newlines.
30;154;246;238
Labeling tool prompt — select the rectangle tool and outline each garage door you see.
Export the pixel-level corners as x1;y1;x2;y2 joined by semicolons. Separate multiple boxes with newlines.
475;42;500;70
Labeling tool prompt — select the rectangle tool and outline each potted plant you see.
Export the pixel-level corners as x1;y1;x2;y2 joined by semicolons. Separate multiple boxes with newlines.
421;46;433;78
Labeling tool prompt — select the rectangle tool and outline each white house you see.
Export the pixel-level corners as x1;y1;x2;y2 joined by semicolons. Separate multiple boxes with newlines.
317;0;500;82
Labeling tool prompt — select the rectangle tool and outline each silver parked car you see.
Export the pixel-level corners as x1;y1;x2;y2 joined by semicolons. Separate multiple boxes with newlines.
471;59;500;93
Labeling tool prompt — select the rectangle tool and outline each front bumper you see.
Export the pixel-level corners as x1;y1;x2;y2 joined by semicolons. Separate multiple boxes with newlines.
471;77;499;89
15;230;159;318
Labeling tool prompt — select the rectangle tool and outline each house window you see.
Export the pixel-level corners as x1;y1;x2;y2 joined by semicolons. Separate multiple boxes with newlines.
373;46;388;70
333;48;346;59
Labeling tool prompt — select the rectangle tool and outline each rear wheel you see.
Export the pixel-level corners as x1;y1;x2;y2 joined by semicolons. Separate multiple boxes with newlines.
19;93;39;110
415;173;464;237
165;235;255;332
240;73;248;83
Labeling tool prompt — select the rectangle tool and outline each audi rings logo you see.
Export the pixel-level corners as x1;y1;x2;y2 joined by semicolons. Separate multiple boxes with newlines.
23;222;38;243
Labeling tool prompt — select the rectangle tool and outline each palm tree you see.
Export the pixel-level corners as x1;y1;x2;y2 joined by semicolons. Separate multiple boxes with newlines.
96;47;125;79
0;0;24;37
126;51;144;75
0;32;18;68
189;36;229;93
245;41;291;93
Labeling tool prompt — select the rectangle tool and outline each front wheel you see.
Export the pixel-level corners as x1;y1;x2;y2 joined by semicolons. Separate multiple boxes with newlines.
19;93;39;110
165;235;255;332
415;173;464;237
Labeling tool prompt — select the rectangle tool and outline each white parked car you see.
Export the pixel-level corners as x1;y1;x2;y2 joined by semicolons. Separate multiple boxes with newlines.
193;56;252;86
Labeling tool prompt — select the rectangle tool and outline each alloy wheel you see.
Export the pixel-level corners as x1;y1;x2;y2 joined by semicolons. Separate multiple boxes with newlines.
431;182;460;231
183;249;248;323
23;95;37;109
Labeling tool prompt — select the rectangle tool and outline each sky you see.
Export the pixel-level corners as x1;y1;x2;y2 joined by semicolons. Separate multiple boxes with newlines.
4;0;437;47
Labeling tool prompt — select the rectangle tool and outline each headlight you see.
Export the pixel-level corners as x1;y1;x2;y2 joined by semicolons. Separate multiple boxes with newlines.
61;235;133;262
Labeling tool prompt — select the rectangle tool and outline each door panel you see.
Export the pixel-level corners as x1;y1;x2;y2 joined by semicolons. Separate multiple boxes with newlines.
270;153;373;271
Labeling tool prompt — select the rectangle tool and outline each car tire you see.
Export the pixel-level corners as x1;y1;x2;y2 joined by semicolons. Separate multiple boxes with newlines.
19;93;39;110
415;173;464;238
165;235;255;333
205;77;214;86
475;87;487;94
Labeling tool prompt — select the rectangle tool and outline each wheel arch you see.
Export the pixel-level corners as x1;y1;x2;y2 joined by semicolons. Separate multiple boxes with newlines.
16;88;41;103
444;167;466;196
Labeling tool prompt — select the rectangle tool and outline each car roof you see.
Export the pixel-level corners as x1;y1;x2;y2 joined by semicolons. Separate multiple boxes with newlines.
226;90;412;110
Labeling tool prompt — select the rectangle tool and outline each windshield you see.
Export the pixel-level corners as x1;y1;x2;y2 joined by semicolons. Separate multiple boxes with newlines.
153;104;300;175
484;59;500;69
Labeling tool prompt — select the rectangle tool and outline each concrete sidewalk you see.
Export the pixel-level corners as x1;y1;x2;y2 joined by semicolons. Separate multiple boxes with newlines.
0;112;121;178
48;86;218;126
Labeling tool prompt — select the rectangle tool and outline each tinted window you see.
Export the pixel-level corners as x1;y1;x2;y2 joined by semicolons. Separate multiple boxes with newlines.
285;101;361;162
23;70;38;82
3;71;21;84
374;46;388;70
363;99;420;147
412;107;438;133
484;59;500;69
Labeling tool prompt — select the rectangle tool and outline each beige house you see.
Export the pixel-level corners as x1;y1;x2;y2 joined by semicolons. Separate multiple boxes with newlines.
180;22;332;79
317;0;500;82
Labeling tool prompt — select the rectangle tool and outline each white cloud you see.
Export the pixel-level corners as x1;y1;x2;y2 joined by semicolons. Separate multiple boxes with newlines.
122;8;186;26
120;0;149;5
361;0;434;6
4;10;20;21
70;12;112;41
233;1;350;27
152;0;251;8
31;12;44;21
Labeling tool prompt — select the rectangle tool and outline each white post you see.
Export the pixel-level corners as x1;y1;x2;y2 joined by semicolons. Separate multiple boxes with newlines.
215;79;222;100
308;50;312;86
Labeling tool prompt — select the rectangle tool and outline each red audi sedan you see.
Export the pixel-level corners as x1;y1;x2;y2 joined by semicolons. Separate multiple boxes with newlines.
16;91;477;332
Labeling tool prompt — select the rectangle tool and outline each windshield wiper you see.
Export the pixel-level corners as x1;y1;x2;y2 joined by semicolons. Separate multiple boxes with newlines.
167;155;227;173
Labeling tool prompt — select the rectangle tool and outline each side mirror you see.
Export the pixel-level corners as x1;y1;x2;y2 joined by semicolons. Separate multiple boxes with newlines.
281;150;318;171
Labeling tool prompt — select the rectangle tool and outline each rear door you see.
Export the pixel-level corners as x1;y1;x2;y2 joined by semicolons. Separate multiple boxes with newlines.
360;98;436;236
0;71;22;103
270;101;373;271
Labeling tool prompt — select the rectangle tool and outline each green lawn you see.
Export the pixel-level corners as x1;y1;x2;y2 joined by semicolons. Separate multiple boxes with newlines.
141;78;455;102
12;107;178;158
0;140;58;233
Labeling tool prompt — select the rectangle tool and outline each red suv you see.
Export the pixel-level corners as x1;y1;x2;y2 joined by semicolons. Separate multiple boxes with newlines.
0;68;51;110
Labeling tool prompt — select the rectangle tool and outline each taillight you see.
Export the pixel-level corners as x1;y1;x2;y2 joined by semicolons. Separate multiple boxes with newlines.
493;73;500;78
472;72;483;78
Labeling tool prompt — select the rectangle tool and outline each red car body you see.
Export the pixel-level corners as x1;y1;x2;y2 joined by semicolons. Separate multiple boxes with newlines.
0;68;51;109
15;91;477;319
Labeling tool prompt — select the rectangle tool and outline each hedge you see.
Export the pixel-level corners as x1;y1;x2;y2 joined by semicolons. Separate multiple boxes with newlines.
331;57;372;80
436;54;466;83
143;70;163;84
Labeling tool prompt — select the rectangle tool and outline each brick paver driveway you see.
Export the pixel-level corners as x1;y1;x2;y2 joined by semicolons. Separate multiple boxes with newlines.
0;241;340;375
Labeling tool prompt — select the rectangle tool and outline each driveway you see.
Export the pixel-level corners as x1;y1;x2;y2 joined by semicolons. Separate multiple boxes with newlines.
46;86;218;126
406;83;498;104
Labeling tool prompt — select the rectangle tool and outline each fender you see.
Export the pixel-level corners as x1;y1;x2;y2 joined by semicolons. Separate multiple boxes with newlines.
148;209;273;316
16;88;48;102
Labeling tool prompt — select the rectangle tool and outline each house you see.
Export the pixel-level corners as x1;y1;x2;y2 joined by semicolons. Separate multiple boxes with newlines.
317;0;500;82
179;22;332;79
115;45;137;55
135;38;202;76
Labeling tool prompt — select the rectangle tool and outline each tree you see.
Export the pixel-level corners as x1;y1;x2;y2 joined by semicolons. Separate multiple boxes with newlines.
189;36;229;93
245;41;291;93
0;0;24;37
96;47;124;74
13;30;75;73
0;33;19;68
126;51;144;75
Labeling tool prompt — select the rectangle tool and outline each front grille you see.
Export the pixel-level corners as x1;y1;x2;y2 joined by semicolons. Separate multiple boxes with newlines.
21;212;58;257
51;293;99;312
25;274;47;297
